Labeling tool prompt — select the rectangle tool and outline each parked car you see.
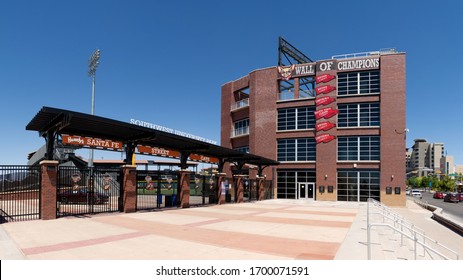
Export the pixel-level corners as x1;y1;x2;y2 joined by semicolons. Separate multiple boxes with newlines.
433;191;445;199
411;189;422;199
443;193;459;203
58;188;109;204
457;193;463;202
405;189;411;195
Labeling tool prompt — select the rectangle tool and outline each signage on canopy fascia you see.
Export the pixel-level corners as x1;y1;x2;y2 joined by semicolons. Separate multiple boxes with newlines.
137;145;219;164
61;135;123;151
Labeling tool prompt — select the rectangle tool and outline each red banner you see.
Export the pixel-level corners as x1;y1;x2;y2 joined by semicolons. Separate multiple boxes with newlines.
62;135;123;150
316;121;336;132
315;96;336;107
316;134;336;144
314;107;338;120
316;74;335;84
315;85;336;95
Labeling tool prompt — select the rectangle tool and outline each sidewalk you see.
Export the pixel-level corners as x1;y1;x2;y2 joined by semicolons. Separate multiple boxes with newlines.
0;199;461;260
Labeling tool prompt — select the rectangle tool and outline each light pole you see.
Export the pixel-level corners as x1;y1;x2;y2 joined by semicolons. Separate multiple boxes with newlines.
87;49;100;168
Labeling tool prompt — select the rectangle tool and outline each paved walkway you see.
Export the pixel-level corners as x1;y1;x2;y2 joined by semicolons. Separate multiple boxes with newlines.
1;199;462;260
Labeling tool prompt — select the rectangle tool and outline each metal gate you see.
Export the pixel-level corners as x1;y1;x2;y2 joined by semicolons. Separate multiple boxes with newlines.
189;174;218;206
57;166;123;217
136;170;178;210
0;165;41;223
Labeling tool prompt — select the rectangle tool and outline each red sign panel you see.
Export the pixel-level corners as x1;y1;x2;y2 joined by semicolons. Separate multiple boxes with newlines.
316;134;336;144
315;85;336;95
316;121;336;132
62;135;123;150
137;145;181;158
189;154;219;164
316;74;335;84
314;107;338;120
315;96;336;107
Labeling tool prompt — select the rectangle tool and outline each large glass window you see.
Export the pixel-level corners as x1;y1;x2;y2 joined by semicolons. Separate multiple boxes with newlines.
338;71;380;96
337;170;380;202
233;118;249;137
277;138;316;162
277;107;315;131
338;103;380;127
277;170;315;199
338;136;380;161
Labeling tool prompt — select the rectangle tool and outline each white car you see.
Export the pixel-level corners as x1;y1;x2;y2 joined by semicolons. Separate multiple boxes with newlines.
411;189;422;198
406;189;411;195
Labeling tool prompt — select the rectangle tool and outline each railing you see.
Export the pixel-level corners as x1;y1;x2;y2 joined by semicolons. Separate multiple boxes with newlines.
231;98;249;111
367;198;459;260
332;48;397;60
232;127;249;137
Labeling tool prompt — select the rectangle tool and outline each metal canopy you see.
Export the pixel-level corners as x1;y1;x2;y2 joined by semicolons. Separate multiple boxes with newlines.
26;107;279;170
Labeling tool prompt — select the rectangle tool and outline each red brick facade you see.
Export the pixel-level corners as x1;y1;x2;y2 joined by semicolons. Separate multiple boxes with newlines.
221;53;406;206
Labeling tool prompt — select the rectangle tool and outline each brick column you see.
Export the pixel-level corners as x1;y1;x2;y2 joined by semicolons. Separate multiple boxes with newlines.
234;175;245;203
122;165;137;213
40;160;58;220
257;176;265;201
217;173;227;205
178;170;190;208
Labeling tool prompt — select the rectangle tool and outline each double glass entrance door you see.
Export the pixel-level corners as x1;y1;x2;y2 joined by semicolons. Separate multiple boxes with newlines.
297;182;314;199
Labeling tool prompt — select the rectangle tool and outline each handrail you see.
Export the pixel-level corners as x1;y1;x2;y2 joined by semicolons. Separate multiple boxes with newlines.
368;223;451;260
367;198;459;260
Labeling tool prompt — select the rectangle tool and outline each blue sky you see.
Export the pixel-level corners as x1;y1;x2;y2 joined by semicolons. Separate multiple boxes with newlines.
1;0;462;165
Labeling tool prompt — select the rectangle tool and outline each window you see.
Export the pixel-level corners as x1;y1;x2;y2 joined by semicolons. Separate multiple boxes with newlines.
337;170;380;202
338;136;380;161
338;71;380;96
277;170;315;199
233;119;249;137
278;138;316;162
338;103;380;127
277;107;315;131
234;146;249;153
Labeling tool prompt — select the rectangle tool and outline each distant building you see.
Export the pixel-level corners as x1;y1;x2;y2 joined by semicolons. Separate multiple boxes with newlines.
407;139;446;177
440;156;454;175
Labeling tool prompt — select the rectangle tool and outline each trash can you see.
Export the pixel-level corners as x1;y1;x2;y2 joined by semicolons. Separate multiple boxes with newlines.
165;195;172;207
225;193;231;203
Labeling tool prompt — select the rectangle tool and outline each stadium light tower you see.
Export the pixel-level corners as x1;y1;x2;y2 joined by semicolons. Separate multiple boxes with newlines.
87;49;100;167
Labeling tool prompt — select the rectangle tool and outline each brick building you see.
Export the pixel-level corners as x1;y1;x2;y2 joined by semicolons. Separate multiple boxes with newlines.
221;49;406;206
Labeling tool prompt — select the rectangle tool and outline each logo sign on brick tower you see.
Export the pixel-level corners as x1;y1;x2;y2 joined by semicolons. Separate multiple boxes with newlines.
316;74;335;84
316;134;336;144
315;85;336;95
315;96;336;106
316;121;336;132
314;108;338;120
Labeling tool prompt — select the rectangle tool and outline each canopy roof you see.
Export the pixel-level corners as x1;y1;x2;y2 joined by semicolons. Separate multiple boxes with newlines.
26;107;279;168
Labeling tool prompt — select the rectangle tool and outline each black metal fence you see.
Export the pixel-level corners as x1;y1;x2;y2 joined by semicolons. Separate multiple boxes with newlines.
57;166;123;217
136;170;178;211
0;165;41;223
189;174;217;206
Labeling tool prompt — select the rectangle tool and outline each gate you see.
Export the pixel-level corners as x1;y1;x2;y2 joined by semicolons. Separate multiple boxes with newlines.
0;165;41;223
136;170;178;210
189;174;218;206
57;166;123;217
